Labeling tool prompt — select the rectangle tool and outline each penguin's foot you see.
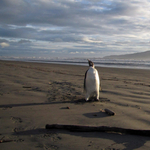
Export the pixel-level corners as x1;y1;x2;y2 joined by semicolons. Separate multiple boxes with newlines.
85;99;89;102
95;98;99;101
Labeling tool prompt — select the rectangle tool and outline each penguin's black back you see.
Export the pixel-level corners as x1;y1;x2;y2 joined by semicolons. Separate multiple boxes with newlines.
84;69;89;91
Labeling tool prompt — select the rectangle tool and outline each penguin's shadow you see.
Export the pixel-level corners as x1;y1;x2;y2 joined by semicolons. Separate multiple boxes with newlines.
83;111;108;118
74;98;98;104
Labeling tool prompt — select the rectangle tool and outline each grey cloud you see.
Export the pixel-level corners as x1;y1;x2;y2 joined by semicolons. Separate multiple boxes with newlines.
0;0;150;58
0;38;9;43
18;39;32;44
0;25;38;39
0;0;128;27
0;0;147;32
107;1;138;16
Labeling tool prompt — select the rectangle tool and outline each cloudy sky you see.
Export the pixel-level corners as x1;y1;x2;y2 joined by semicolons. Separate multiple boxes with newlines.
0;0;150;59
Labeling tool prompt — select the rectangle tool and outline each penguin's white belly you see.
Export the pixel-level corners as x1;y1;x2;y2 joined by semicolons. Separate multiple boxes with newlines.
86;68;99;97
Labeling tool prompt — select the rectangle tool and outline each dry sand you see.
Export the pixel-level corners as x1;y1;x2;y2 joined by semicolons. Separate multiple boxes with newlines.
0;60;150;150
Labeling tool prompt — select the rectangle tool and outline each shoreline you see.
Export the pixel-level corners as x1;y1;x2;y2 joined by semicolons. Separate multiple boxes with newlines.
1;60;150;150
1;58;150;70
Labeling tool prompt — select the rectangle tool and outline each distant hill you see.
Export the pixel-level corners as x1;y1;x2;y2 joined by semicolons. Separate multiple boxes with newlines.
103;50;150;60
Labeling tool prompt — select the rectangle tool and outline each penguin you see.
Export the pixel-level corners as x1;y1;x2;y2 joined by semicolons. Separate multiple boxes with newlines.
84;59;100;101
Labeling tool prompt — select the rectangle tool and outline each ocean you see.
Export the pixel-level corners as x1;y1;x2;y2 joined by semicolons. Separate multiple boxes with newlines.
1;58;150;70
26;58;150;70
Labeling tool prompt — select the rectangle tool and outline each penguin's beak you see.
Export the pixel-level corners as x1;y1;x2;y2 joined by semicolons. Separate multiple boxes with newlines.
87;59;94;67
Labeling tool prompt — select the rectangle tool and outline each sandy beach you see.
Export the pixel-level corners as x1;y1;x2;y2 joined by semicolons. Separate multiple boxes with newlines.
0;60;150;150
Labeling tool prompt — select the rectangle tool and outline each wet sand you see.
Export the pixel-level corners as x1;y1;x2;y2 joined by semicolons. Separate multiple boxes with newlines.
0;60;150;150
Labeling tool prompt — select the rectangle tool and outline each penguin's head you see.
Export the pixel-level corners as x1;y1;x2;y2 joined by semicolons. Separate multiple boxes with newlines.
87;59;94;67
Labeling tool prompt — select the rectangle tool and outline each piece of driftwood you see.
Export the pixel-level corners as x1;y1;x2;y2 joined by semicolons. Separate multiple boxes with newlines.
45;124;150;137
0;136;14;143
104;109;116;116
0;139;13;143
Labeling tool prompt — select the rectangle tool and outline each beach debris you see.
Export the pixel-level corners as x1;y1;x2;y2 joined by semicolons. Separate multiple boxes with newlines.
11;116;23;123
99;108;115;116
32;87;42;91
0;136;24;143
0;136;13;143
0;139;13;143
66;106;70;109
104;109;116;116
60;106;70;109
22;85;31;88
0;136;5;142
100;109;105;112
45;124;150;137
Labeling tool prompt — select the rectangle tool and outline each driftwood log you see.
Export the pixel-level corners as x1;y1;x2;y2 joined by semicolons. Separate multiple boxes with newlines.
46;124;150;137
0;137;13;143
0;139;13;143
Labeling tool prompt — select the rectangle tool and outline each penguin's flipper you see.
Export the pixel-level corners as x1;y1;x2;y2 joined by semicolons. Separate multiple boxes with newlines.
84;69;88;92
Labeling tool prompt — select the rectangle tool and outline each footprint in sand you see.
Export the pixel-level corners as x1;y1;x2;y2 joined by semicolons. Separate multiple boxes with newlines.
51;136;62;142
15;138;24;142
41;133;62;142
11;116;22;123
42;144;58;150
13;127;24;133
2;106;12;110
